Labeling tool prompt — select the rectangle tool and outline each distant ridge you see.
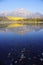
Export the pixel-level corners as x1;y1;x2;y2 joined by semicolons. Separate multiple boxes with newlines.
0;8;43;18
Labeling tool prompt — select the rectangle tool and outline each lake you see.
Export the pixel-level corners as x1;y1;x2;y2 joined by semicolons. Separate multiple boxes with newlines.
0;25;43;65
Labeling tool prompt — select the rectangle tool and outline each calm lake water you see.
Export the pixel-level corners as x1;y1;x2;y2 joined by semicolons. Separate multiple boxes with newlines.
0;25;43;65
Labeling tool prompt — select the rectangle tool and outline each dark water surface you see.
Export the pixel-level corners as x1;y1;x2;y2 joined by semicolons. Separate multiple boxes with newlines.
0;25;43;65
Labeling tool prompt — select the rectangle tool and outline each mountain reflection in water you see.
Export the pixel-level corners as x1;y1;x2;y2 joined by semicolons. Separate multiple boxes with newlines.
0;25;43;34
0;25;43;65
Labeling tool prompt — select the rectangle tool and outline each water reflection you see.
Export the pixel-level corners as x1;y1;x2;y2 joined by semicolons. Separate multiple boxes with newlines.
0;25;43;65
0;25;43;34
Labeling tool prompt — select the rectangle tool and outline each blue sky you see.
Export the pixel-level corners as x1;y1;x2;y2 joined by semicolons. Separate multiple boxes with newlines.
0;0;43;13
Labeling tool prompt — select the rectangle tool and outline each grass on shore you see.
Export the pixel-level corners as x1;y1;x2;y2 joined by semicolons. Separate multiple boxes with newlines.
7;16;24;21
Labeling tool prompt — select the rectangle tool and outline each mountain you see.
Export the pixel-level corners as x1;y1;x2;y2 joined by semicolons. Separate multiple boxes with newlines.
0;8;43;18
31;12;43;18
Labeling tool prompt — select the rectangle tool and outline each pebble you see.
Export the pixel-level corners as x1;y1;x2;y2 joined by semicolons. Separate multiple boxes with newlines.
40;58;43;61
28;57;31;60
41;53;43;56
14;61;17;64
10;63;13;65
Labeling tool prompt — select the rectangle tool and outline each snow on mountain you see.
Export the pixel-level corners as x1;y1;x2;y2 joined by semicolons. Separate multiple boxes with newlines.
0;8;43;18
